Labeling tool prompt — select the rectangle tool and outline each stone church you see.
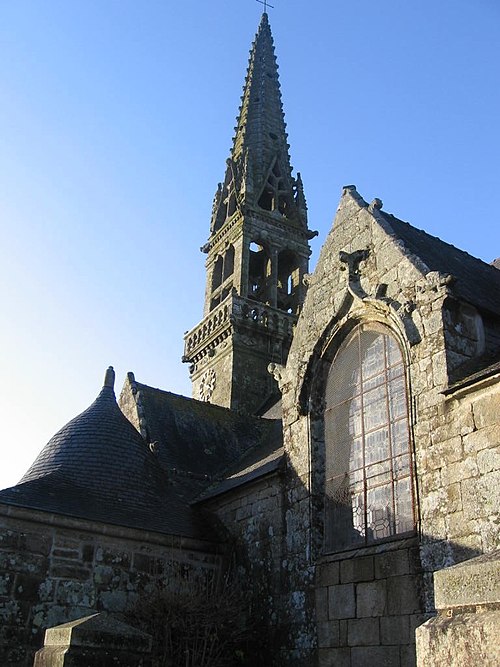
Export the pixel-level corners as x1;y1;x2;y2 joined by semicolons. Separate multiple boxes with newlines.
0;12;499;667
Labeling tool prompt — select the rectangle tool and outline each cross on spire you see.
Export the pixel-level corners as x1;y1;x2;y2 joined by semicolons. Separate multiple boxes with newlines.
256;0;274;12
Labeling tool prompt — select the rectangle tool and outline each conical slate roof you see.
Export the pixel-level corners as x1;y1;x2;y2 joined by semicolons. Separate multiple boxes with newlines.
0;368;210;538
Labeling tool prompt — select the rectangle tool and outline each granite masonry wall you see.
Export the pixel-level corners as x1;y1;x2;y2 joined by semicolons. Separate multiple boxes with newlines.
315;538;426;667
0;504;222;667
207;473;286;663
416;551;500;666
417;374;500;584
273;186;499;666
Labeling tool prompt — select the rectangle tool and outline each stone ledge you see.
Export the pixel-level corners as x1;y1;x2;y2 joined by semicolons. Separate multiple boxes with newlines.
434;550;500;609
43;613;152;652
0;503;220;553
416;608;500;666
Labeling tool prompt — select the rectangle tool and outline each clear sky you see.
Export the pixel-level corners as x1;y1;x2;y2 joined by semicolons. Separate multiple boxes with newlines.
0;0;499;490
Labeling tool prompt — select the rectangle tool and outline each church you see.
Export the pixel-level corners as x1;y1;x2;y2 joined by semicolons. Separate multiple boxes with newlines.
0;12;499;667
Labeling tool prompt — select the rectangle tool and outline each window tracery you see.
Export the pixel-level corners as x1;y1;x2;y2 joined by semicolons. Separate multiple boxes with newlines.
324;324;414;552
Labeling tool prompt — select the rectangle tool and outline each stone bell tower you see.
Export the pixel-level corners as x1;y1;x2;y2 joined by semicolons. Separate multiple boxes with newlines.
183;13;316;414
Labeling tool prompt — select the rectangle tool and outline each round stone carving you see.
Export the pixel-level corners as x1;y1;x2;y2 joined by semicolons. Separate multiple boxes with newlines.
199;369;216;402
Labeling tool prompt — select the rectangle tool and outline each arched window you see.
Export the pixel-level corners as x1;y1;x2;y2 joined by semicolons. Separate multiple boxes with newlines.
324;324;414;553
277;248;300;314
248;241;270;303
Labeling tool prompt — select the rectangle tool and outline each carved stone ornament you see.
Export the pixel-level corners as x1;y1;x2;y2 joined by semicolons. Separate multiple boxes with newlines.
199;369;217;402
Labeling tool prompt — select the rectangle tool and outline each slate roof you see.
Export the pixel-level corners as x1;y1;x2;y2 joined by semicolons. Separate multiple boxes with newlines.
0;372;284;539
196;434;284;503
127;382;283;503
381;212;500;316
0;372;211;539
444;354;500;394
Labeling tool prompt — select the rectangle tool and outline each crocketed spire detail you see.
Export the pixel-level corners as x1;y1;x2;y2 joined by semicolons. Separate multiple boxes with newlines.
186;13;316;415
210;13;308;234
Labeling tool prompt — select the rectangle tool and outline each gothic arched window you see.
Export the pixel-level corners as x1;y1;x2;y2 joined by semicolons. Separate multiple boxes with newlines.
324;324;414;553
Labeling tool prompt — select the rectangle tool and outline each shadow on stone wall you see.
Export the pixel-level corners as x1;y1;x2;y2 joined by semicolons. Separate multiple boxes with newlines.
0;462;486;667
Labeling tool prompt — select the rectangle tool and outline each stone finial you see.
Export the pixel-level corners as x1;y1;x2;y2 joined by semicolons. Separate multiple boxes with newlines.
104;366;115;389
369;198;383;211
268;362;285;388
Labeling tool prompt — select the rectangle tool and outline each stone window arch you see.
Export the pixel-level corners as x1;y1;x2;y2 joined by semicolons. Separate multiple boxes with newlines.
323;322;415;553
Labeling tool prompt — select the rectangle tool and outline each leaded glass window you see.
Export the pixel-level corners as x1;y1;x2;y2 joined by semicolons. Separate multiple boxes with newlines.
324;324;414;552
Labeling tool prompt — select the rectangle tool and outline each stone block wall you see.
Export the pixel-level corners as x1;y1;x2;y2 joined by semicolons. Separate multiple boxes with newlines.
416;551;500;666
207;473;286;662
0;504;221;667
316;539;426;667
417;376;500;603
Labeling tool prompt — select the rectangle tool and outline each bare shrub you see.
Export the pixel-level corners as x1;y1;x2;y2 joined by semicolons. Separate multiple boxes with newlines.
126;557;259;667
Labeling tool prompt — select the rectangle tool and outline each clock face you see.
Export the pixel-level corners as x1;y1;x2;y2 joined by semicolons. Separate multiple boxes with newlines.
199;369;216;402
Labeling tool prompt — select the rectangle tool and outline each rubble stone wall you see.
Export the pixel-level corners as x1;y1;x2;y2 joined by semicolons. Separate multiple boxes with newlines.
208;474;285;661
0;505;221;667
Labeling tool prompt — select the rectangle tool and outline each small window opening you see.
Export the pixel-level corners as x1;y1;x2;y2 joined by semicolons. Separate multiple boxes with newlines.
277;249;299;313
248;241;269;304
212;256;223;291
223;245;235;281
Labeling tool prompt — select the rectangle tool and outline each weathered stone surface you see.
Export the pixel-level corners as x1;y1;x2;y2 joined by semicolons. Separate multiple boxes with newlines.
0;508;221;667
374;549;409;579
472;392;500;429
416;552;500;666
340;556;374;583
387;575;422;616
416;609;500;667
434;551;500;609
318;647;350;667
380;614;410;645
347;617;379;646
316;561;340;587
356;580;387;617
328;584;355;620
351;645;400;667
317;620;340;648
33;613;152;666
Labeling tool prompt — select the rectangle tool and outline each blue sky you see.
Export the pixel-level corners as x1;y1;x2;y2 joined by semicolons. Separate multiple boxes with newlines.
0;0;499;489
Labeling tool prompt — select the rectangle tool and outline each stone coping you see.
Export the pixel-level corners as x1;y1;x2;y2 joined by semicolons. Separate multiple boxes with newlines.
317;535;419;563
0;502;221;553
434;551;500;610
43;613;152;652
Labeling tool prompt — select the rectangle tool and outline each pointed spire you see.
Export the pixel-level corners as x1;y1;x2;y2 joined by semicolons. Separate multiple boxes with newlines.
207;13;314;236
231;13;292;198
